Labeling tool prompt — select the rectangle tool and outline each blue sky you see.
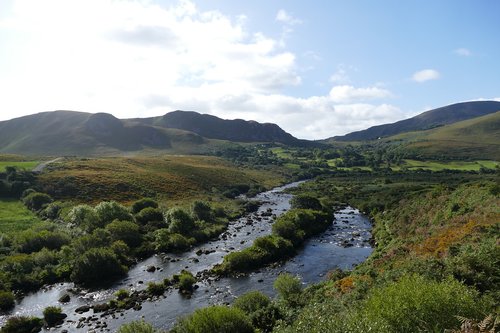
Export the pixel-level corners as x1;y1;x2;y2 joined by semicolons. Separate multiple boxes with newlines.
0;0;498;139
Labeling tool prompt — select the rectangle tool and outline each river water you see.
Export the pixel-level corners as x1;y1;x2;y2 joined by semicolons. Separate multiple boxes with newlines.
0;181;372;332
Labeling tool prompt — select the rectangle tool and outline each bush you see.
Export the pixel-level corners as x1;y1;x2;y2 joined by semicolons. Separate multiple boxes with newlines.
22;192;52;211
171;305;253;333
115;289;129;301
17;229;71;253
131;198;159;215
95;201;133;226
290;195;322;210
363;275;484;332
0;290;15;311
177;270;196;293
233;290;270;314
105;220;142;247
66;204;99;231
274;273;302;305
43;306;66;327
1;316;43;333
118;320;156;333
147;282;165;296
135;207;164;225
166;208;195;236
191;201;212;222
154;231;191;252
70;248;127;287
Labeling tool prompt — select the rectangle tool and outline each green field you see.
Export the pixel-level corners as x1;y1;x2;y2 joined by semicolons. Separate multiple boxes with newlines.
0;161;39;172
398;159;498;171
0;200;43;233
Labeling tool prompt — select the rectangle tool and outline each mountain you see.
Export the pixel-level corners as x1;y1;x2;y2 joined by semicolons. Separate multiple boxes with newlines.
129;110;301;145
332;101;500;141
388;111;500;160
0;110;301;156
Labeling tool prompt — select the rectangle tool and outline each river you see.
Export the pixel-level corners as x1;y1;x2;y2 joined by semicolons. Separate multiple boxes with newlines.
0;181;372;332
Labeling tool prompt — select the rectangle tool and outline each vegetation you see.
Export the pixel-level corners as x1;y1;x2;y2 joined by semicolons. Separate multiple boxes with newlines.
42;306;66;327
0;316;43;333
117;320;158;333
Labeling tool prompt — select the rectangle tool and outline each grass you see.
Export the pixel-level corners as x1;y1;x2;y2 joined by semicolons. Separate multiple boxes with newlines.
0;200;43;233
36;155;286;204
397;159;498;171
0;161;39;172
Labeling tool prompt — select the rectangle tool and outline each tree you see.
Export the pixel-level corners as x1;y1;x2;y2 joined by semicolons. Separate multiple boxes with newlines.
105;220;142;247
166;208;195;235
95;201;133;226
67;204;99;231
135;207;164;225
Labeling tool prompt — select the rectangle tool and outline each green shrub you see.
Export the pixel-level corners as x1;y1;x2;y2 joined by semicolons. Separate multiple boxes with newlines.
135;207;164;225
363;275;484;332
115;289;130;301
166;208;195;236
22;192;52;211
118;320;156;333
131;198;159;215
105;220;142;247
1;316;43;333
191;201;212;222
290;195;322;210
171;305;253;333
0;290;15;311
95;201;133;226
233;290;270;314
177;270;196;293
66;204;99;231
147;282;165;296
274;273;302;305
17;229;71;253
70;248;127;287
43;306;66;327
154;231;191;252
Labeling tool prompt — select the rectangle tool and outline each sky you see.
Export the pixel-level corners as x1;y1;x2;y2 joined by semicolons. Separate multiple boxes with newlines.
0;0;499;139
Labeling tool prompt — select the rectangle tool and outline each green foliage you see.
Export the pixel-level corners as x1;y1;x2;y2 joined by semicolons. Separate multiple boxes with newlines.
177;270;196;293
171;305;253;333
117;320;157;333
16;229;70;253
66;204;99;231
147;282;166;296
95;201;133;226
290;195;322;210
273;273;302;305
22;192;52;211
166;208;195;236
131;198;159;215
135;207;164;225
43;306;66;327
115;289;130;301
70;248;127;287
191;201;212;222
233;290;271;314
105;220;142;247
0;316;43;333
154;231;191;252
0;290;15;311
362;275;484;333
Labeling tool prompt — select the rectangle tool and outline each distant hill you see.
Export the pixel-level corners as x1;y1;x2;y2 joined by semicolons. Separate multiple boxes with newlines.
129;110;302;145
332;101;500;141
388;111;500;160
0;110;302;156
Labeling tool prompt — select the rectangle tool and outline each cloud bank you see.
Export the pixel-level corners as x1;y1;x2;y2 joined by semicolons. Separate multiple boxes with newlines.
0;0;403;139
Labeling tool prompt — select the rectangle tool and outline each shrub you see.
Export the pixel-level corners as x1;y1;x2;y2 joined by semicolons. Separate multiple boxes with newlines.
191;201;212;222
115;289;130;301
118;320;156;333
363;275;484;332
233;290;270;314
135;207;164;225
177;270;196;293
1;316;43;333
147;282;165;296
66;204;99;231
154;231;191;252
17;229;71;253
0;290;15;311
131;198;159;214
70;248;127;287
95;201;133;226
274;273;302;305
171;305;253;333
290;195;322;210
22;192;52;211
166;208;195;236
105;220;142;247
43;306;66;327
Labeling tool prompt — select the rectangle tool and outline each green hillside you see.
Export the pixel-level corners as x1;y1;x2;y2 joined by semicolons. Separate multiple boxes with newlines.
388;111;500;160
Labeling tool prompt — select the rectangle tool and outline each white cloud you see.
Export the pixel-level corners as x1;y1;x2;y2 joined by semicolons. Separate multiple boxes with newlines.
454;48;472;56
275;9;301;25
0;0;404;139
329;85;392;103
412;69;441;83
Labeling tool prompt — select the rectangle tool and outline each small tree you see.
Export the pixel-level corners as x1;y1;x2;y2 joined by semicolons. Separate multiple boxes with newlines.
95;201;133;226
105;220;142;247
22;192;52;211
166;208;195;236
131;198;159;215
70;248;127;287
135;207;164;225
273;273;302;305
